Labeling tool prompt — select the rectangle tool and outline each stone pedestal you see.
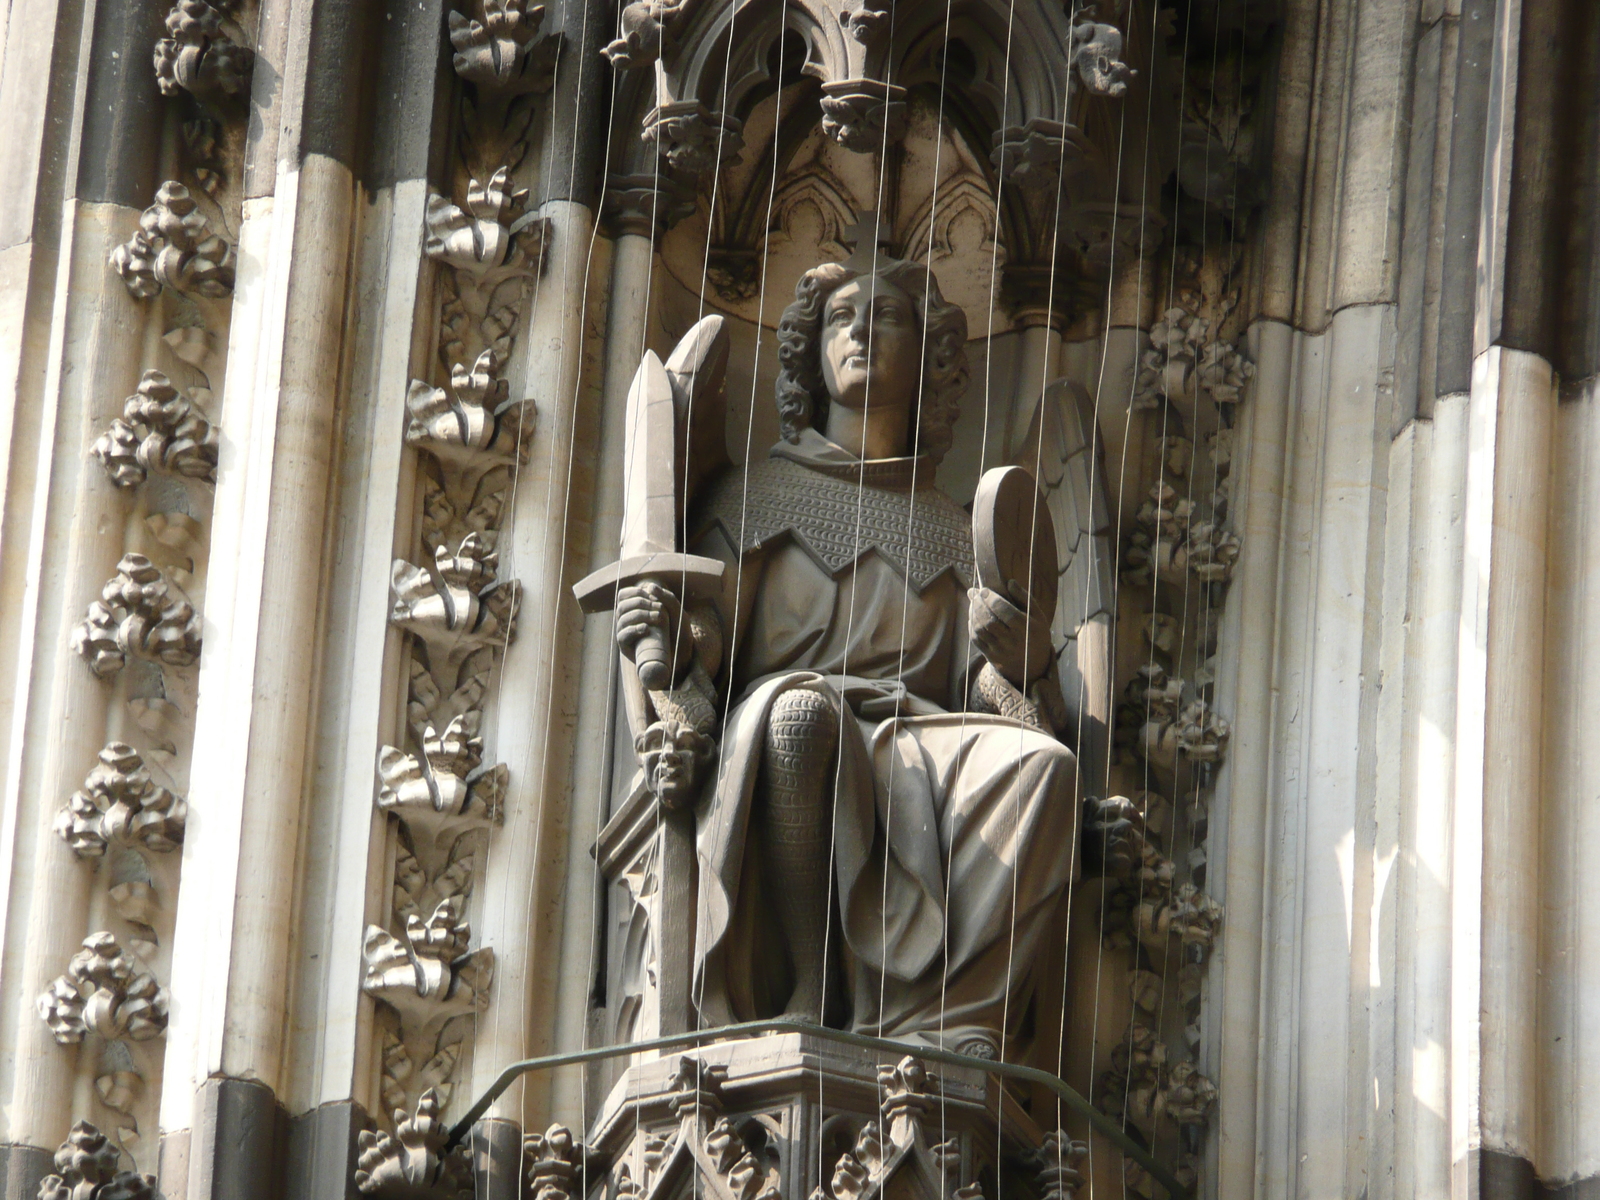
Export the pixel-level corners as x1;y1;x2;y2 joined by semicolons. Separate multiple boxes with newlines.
585;1035;1070;1200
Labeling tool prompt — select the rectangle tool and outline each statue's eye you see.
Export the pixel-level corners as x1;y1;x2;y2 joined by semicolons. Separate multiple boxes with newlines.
828;306;853;326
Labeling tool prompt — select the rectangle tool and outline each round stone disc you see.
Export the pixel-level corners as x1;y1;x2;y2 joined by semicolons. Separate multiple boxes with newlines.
973;465;1058;616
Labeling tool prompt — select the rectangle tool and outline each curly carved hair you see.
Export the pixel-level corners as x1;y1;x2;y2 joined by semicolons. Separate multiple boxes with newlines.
774;258;969;464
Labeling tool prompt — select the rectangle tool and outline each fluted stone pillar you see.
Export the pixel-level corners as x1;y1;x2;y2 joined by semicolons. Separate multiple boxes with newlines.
0;0;167;1189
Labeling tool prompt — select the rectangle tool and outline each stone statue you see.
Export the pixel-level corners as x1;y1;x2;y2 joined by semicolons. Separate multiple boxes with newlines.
612;254;1079;1059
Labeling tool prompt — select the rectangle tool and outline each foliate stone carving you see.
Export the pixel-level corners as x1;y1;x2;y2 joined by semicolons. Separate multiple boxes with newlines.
390;535;520;670
1095;799;1223;955
110;183;236;300
355;1089;472;1200
448;0;561;93
55;743;187;858
1131;308;1205;410
1195;338;1255;405
91;370;218;489
524;1126;580;1200
1069;18;1135;97
72;555;202;679
425;170;545;279
406;351;531;472
37;933;169;1045
154;0;254;99
1116;664;1231;772
705;1119;780;1200
642;102;744;177
362;897;494;1032
37;1122;158;1200
1123;483;1241;587
379;1027;465;1117
819;79;908;153
991;121;1063;196
1132;307;1254;409
1097;975;1218;1140
602;0;687;70
377;712;508;846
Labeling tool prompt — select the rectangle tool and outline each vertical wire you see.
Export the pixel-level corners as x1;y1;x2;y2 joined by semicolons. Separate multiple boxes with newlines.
1125;0;1195;1164
1085;1;1166;1189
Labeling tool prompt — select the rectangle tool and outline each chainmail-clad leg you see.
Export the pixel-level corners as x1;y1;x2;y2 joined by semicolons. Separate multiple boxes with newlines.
760;687;839;1021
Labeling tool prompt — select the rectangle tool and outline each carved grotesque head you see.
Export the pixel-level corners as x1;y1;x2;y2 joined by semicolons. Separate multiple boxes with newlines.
775;258;969;463
635;719;716;809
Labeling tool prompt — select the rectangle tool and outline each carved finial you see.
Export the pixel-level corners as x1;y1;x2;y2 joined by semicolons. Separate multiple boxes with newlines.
524;1125;579;1200
666;1056;727;1121
37;1122;158;1200
840;210;894;271
1033;1131;1088;1200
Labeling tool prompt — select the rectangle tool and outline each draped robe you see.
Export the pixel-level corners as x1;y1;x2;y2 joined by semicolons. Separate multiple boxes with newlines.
685;430;1079;1051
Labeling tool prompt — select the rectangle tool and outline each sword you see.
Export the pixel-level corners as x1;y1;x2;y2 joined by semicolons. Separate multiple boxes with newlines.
572;318;727;691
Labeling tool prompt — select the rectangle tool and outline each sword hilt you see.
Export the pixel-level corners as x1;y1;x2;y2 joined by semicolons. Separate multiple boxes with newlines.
632;623;675;691
572;552;726;693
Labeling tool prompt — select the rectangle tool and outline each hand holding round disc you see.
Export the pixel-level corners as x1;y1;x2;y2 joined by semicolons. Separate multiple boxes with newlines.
973;465;1058;617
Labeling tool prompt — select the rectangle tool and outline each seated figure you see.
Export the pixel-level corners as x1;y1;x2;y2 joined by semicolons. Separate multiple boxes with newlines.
614;254;1078;1059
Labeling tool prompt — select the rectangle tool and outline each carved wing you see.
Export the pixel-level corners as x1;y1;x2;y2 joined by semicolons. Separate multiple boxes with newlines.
663;314;731;517
1007;377;1115;724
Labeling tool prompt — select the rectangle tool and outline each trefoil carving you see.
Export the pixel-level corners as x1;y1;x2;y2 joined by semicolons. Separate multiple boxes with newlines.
91;370;218;489
110;183;235;300
72;554;202;680
37;933;168;1045
55;743;187;858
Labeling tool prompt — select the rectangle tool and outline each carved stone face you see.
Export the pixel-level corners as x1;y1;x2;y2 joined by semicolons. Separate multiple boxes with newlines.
819;276;922;417
644;738;704;807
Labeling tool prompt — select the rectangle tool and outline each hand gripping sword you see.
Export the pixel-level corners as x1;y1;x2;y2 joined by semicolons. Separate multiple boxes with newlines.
572;316;728;690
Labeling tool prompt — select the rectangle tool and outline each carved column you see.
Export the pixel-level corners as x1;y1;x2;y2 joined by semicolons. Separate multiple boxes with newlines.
545;196;656;1123
156;1;374;1195
0;0;177;1189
